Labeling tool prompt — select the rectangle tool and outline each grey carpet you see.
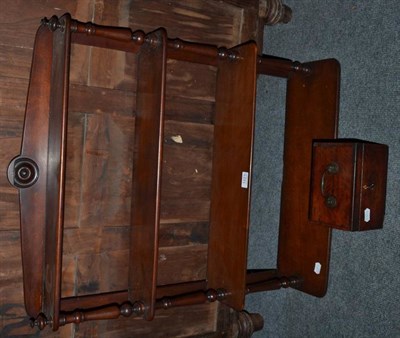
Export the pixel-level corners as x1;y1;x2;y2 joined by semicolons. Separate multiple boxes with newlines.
246;1;400;337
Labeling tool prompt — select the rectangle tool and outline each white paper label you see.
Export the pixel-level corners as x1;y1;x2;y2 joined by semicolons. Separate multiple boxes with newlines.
364;208;371;222
171;135;183;143
314;262;322;275
241;172;249;189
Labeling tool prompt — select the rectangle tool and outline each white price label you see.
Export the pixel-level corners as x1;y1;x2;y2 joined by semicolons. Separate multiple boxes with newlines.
364;208;371;222
241;172;249;189
314;262;322;275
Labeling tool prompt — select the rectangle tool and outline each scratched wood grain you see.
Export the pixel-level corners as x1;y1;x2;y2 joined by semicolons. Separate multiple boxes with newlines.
128;0;243;46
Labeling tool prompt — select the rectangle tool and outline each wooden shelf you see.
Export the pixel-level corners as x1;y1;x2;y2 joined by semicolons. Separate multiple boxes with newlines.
129;29;167;320
7;11;386;335
207;42;257;310
278;59;340;297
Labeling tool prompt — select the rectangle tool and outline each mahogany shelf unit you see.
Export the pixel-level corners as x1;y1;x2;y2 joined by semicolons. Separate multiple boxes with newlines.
7;13;388;333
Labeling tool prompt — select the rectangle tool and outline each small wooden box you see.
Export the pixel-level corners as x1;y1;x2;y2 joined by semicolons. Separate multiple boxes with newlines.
309;140;388;231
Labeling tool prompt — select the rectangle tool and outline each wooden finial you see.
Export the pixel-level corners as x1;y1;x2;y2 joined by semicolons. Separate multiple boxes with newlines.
132;31;146;45
30;313;51;330
41;15;65;32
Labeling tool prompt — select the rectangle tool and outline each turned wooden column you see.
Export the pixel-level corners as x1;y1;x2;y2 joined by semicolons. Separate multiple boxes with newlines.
230;310;264;338
260;0;292;25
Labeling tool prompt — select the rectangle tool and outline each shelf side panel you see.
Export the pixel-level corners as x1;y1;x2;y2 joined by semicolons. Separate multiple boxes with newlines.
207;42;257;310
41;15;72;331
128;29;167;320
17;24;53;319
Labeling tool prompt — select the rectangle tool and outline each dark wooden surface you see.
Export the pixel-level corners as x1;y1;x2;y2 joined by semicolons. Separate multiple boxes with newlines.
0;0;270;336
310;140;388;231
15;24;53;319
129;28;167;321
277;59;340;298
207;42;257;311
43;15;72;331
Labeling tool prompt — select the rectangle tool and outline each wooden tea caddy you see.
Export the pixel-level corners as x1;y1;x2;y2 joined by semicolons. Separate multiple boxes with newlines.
7;13;388;332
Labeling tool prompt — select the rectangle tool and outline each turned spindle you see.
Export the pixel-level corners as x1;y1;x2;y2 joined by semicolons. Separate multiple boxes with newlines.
257;57;312;78
31;288;229;329
246;276;302;294
157;288;228;310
